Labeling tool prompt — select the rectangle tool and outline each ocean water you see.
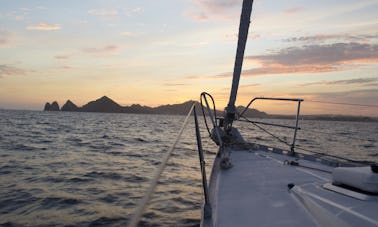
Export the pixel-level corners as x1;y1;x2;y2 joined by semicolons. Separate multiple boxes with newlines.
0;110;377;226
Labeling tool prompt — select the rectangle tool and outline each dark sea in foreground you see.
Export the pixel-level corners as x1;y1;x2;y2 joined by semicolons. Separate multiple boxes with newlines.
0;110;377;226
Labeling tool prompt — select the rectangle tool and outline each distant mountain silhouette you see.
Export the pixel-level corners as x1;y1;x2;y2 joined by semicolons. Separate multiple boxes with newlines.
154;100;199;115
123;104;154;114
44;102;51;111
44;101;60;111
236;106;267;118
61;100;79;112
42;96;266;117
42;96;377;122
81;96;124;113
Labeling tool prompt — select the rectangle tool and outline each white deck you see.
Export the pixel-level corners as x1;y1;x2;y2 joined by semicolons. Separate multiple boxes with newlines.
202;148;378;227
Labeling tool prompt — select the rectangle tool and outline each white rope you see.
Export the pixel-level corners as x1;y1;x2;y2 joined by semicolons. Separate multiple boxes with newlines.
128;103;196;227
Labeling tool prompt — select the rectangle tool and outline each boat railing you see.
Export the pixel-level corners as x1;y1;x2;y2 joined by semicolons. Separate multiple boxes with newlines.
238;97;303;154
193;105;212;219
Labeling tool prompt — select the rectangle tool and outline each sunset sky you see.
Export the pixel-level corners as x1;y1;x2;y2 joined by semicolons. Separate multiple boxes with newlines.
1;0;377;116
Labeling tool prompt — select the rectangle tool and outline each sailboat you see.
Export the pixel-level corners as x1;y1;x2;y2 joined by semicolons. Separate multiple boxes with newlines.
129;1;377;226
198;0;378;226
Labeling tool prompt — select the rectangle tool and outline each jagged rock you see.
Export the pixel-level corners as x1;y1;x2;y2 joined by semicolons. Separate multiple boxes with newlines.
50;101;60;111
44;102;51;111
81;96;123;113
61;100;79;112
236;106;267;118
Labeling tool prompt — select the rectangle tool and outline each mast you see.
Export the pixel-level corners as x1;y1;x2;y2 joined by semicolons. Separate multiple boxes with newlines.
224;0;254;130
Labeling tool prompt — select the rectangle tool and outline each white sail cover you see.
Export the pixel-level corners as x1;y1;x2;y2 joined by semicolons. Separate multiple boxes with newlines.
332;166;378;194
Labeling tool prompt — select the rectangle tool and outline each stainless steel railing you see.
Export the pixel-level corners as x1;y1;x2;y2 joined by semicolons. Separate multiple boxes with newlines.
238;97;303;154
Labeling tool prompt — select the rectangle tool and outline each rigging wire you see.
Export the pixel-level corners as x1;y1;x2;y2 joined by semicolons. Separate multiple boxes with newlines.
294;146;375;165
238;116;377;165
240;116;292;147
300;127;377;143
306;99;378;108
128;103;196;227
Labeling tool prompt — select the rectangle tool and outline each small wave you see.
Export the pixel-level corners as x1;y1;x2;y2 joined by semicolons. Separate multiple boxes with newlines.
89;216;128;227
40;197;81;209
173;196;197;207
181;220;200;227
12;144;40;151
362;144;375;148
0;221;22;227
99;194;118;204
124;175;148;183
106;151;125;156
109;142;125;147
41;176;66;183
68;177;92;183
0;191;39;214
134;137;147;143
84;171;123;180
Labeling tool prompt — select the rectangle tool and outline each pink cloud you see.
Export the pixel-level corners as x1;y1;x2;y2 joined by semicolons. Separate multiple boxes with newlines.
283;7;304;14
0;65;28;77
26;23;61;31
210;42;378;78
186;0;241;21
81;45;121;54
55;55;70;60
88;9;118;16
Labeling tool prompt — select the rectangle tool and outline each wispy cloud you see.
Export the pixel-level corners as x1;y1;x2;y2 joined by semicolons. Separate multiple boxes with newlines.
186;0;241;21
0;65;28;77
0;30;11;47
249;42;378;66
239;83;260;88
26;23;61;31
292;89;378;107
300;78;378;86
88;9;118;16
284;33;378;43
120;32;136;37
124;7;144;16
163;83;189;86
210;42;378;78
225;33;261;40
55;55;70;60
283;7;304;14
81;45;121;54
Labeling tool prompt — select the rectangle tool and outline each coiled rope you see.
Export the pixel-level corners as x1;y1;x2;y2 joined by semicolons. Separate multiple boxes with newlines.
128;103;196;227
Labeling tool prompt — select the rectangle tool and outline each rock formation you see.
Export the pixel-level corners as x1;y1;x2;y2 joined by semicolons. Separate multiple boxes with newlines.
61;100;79;112
44;101;60;111
44;102;51;111
81;96;123;113
50;101;60;111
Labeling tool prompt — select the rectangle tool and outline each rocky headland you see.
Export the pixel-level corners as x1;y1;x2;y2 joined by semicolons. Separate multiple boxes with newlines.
43;96;267;118
43;96;377;122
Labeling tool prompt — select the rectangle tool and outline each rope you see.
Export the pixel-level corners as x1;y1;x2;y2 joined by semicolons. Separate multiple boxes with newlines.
306;99;378;108
128;103;196;227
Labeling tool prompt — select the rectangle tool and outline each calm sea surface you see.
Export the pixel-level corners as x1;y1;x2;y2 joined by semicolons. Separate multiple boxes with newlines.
1;110;377;226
